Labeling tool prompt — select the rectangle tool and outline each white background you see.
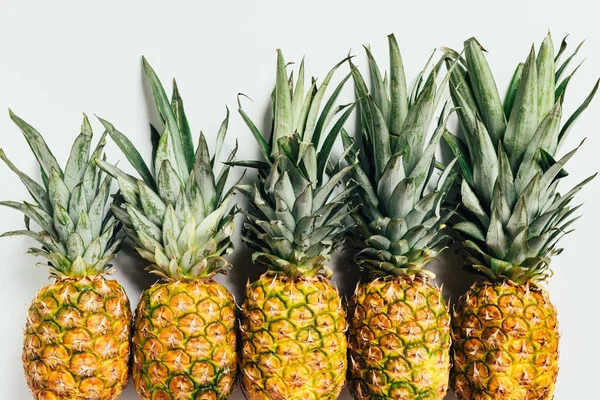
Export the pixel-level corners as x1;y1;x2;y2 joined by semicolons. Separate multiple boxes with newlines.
0;1;598;399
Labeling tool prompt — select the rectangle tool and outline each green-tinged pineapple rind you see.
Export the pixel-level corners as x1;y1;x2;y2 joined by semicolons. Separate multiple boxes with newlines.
348;275;451;400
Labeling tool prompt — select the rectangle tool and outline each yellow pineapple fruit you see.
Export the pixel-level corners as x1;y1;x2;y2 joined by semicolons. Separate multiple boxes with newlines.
1;112;131;399
234;50;355;399
97;58;238;399
342;34;455;399
443;33;597;399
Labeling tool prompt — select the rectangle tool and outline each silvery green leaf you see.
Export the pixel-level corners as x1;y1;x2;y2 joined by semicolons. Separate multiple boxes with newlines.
83;132;107;208
365;45;390;123
127;204;162;245
464;37;506;146
174;186;192;223
212;107;230;168
442;132;474;187
520;173;541;224
526;230;553;258
238;96;271;162
316;103;355;183
364;95;392;182
313;164;353;210
115;175;140;207
454;221;486;241
75;210;92;247
504;63;524;118
497;143;516;208
406;191;438;228
389;177;415;220
195;192;234;244
48;167;70;211
176;217;196;254
365;235;392;251
0;149;51;213
506;227;529;265
460;179;490;228
157;160;182;207
471;118;499;208
138;181;166;227
273;50;293;148
170;80;195;170
515;101;561;194
303;56;347;143
192;132;217;213
539;143;580;196
389;33;409;135
215;141;237;201
142;57;193;173
293;184;313;221
386;218;408;242
300;142;317;185
68;183;87;227
504;47;539;170
291;58;305;134
491;182;511;226
110;204;132;227
186;172;205;222
9;110;62;178
507;197;528;240
63;115;93;191
397;78;435;173
82;237;102;264
37;232;66;254
486;210;508;259
162;205;180;244
163;225;181;260
557;79;599;151
537;33;555;120
274;171;295;211
153;246;171;269
410;114;450;191
446;59;478;133
98;116;156;190
0;201;54;236
180;246;196;272
88;174;111;236
377;153;405;215
404;225;428;248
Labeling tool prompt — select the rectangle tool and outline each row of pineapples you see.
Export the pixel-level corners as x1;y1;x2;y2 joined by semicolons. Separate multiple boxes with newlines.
3;32;596;400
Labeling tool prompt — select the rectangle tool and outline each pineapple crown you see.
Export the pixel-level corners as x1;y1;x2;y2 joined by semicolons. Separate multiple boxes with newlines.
0;112;122;278
96;57;238;282
233;50;356;278
444;33;598;284
342;34;458;278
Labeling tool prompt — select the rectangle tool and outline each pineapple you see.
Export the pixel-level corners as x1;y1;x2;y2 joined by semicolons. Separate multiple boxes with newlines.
443;34;597;399
1;112;131;399
235;50;355;400
342;35;456;400
96;58;238;400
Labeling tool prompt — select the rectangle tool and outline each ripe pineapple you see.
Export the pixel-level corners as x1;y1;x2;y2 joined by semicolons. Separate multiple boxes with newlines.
342;35;456;400
235;50;355;400
443;34;597;399
96;58;238;400
1;112;131;399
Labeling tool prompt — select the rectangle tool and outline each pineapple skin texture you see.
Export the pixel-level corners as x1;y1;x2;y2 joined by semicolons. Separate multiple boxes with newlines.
132;279;237;400
451;281;559;400
240;274;348;400
348;275;451;400
23;276;132;400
